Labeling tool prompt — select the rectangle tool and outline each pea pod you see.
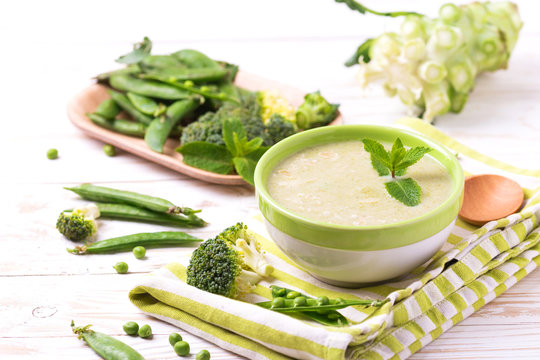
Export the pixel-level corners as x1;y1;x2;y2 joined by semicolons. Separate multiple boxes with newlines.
65;203;206;228
71;321;145;360
88;113;147;138
172;49;221;68
126;92;160;116
95;98;121;119
140;54;185;69
107;89;153;124
257;296;385;313
110;74;190;100
144;67;228;83
95;63;141;82
145;98;201;153
67;231;202;254
64;183;201;216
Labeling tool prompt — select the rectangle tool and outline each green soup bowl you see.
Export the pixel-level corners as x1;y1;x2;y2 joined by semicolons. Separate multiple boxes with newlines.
254;124;464;286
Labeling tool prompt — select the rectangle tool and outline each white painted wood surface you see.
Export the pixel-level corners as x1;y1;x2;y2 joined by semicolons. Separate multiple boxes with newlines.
1;0;539;358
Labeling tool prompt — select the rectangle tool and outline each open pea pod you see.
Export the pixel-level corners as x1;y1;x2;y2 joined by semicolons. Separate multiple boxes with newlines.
266;285;348;326
144;66;229;83
257;297;384;313
141;73;240;104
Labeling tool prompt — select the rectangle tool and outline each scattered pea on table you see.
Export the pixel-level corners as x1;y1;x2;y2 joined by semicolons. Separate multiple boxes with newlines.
138;324;152;338
169;332;183;346
174;340;190;356
113;262;128;274
103;144;116;157
47;148;58;160
122;321;139;335
132;246;146;259
196;349;211;360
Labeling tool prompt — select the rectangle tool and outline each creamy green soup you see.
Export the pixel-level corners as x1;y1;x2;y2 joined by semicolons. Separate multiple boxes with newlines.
267;141;452;226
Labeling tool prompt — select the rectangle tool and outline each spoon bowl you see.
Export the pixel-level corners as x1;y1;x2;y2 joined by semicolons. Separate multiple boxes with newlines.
459;174;523;226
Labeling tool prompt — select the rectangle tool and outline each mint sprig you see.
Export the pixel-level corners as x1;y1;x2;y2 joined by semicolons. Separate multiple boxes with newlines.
362;138;431;206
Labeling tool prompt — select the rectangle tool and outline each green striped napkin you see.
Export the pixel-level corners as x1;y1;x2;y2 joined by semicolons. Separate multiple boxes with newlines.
129;118;540;360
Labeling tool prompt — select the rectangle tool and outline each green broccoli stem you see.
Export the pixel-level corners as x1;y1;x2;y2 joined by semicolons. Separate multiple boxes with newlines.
335;0;424;18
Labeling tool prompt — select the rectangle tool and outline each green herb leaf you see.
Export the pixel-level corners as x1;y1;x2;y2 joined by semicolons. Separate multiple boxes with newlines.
345;38;374;66
362;138;391;176
177;142;233;174
116;37;152;64
232;147;269;186
394;146;432;172
223;117;263;158
385;178;421;206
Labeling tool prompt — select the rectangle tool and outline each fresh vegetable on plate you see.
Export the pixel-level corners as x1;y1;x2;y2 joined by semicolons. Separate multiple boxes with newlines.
89;37;339;184
338;0;523;123
186;223;273;298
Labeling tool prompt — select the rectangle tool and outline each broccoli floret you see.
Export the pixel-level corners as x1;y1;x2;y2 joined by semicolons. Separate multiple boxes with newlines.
181;96;272;146
186;236;262;298
216;222;274;277
56;204;100;241
295;91;339;130
265;114;297;144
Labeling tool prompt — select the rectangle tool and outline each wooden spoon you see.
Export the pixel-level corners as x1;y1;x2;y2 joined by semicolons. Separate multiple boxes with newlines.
459;174;524;226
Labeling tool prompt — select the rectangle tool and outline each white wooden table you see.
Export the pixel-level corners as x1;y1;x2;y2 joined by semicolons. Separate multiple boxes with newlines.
1;1;539;358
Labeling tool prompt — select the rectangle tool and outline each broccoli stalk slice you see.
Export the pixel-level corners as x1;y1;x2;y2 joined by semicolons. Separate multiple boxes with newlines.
233;238;274;277
235;269;262;295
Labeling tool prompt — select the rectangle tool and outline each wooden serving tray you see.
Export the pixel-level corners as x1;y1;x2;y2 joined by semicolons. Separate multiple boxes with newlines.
67;71;343;185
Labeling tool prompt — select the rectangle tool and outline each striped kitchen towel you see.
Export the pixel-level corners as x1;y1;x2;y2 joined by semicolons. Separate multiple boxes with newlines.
129;118;540;360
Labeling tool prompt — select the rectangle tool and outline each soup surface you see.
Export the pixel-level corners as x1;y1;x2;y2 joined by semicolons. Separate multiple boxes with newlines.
267;141;453;226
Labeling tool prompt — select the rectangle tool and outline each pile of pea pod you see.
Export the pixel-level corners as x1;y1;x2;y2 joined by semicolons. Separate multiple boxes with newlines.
89;37;244;154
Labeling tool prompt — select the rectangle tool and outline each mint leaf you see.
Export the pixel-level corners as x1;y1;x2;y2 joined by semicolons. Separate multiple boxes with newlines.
394;146;432;172
223;118;246;157
385;178;421;206
362;138;391;176
232;147;269;186
177;142;233;174
223;117;263;157
390;138;406;168
116;37;152;64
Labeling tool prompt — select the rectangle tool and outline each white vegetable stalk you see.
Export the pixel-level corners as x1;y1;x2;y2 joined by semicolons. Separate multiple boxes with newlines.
352;1;522;123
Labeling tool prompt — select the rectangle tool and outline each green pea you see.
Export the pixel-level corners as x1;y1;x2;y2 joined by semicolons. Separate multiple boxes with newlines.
173;340;190;356
199;85;210;92
286;291;300;299
123;321;139;335
138;324;152;338
317;296;329;306
335;297;345;305
103;144;116;157
113;262;128;274
271;297;285;308
47;148;58;160
196;349;211;360
132;246;146;259
169;332;182;346
273;287;286;297
294;296;307;307
183;80;194;88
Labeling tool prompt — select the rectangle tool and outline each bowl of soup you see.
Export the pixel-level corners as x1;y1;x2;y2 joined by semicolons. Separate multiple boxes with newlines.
254;124;463;286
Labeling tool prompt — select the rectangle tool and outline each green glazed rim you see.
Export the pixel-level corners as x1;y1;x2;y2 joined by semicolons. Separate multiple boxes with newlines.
254;124;464;251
